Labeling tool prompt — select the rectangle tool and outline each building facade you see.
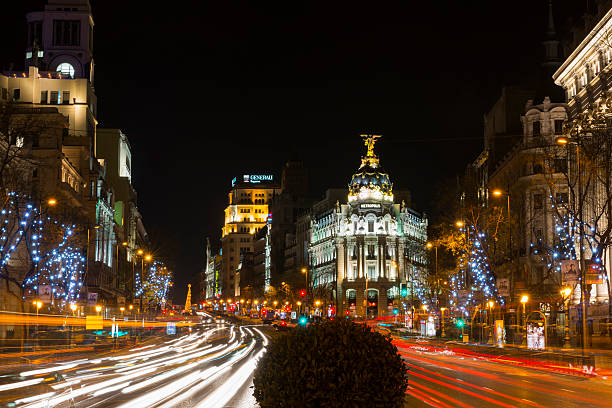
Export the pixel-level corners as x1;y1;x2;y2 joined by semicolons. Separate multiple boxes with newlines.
221;175;280;297
552;3;612;339
306;136;428;318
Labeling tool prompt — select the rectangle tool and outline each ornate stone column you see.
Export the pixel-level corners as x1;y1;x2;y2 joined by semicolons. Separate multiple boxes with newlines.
336;237;346;315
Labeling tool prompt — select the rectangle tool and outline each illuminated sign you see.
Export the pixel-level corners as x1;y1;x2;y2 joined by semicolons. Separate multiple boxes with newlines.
232;177;237;187
360;203;381;209
243;174;273;184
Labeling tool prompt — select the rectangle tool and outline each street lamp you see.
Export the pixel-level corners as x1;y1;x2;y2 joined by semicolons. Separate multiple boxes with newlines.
492;187;512;303
520;295;528;345
455;220;464;228
47;198;57;206
95;305;102;316
487;301;495;344
440;307;447;337
561;288;573;348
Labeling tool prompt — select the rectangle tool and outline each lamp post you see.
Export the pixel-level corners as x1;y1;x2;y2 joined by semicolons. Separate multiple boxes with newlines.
487;300;495;344
492;188;513;305
95;304;102;316
33;300;42;349
440;307;447;337
561;287;572;348
520;295;528;345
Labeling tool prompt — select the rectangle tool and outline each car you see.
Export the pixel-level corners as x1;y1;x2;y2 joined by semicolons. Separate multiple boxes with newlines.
273;320;289;331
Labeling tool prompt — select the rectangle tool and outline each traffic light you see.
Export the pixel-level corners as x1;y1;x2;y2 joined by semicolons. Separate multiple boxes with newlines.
456;319;464;328
299;316;308;326
393;308;399;315
299;289;306;297
400;283;408;297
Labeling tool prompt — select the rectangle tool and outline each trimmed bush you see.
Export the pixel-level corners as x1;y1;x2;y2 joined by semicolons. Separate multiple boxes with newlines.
253;318;408;407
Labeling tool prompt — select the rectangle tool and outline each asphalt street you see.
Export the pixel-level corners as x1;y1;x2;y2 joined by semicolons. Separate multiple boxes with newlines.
398;337;612;408
0;314;266;408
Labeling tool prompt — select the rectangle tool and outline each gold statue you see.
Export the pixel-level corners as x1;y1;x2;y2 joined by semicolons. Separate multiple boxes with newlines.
361;134;381;157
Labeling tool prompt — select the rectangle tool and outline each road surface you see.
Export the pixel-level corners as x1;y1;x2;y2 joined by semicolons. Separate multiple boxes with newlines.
0;315;266;408
397;337;612;408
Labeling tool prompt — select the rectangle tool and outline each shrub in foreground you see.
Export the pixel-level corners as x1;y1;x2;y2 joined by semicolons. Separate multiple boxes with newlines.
253;317;408;408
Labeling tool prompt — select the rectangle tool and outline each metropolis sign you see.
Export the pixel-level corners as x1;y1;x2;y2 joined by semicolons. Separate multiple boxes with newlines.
360;203;381;210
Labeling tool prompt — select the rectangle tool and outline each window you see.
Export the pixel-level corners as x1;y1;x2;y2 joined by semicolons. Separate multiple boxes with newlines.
62;90;70;104
368;220;374;233
594;59;601;75
532;121;541;136
367;265;376;279
13;89;20;101
27;21;43;46
50;91;59;104
556;192;568;204
533;194;543;210
554;119;564;135
368;244;376;258
40;90;48;104
53;20;80;46
554;158;567;173
56;62;75;78
533;162;543;174
1;88;6;100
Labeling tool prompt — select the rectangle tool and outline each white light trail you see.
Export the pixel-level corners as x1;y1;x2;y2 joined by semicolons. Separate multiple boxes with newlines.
194;348;266;408
20;362;79;377
14;392;56;405
50;379;81;390
0;378;44;392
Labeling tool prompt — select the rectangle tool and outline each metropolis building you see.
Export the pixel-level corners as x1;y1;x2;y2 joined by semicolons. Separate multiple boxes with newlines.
306;136;428;318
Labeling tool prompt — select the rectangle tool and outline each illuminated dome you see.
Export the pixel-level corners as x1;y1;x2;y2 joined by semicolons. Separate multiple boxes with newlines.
348;135;393;203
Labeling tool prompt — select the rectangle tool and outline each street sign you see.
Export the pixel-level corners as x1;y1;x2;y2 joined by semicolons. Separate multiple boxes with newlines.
561;260;579;284
87;293;98;305
166;322;176;335
38;285;51;302
291;311;297;320
495;279;510;297
586;260;604;284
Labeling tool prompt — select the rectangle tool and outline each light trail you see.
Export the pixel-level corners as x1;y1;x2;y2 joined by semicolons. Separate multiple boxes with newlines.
194;347;266;408
0;378;45;392
7;320;267;408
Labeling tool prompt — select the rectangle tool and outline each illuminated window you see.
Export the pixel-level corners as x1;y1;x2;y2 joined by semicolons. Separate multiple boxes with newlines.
532;120;540;136
554;119;564;134
56;62;75;78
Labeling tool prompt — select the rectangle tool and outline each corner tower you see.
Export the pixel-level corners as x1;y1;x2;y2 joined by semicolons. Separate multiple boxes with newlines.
25;0;94;83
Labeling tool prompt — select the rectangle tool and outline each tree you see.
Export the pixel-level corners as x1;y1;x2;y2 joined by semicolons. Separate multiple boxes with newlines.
429;176;507;312
253;318;408;408
540;93;612;340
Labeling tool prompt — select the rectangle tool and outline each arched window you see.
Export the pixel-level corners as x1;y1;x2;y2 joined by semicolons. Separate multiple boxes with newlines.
56;62;75;78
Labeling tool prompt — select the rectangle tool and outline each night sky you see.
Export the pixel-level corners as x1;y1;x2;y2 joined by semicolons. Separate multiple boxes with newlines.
2;1;590;303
